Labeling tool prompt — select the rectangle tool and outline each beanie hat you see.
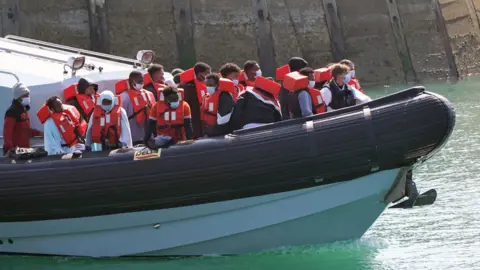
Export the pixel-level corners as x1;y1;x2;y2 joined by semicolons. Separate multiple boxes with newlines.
288;57;309;72
12;82;30;99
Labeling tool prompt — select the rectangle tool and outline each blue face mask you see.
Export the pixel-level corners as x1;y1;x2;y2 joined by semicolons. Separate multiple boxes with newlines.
102;104;113;112
344;73;352;84
169;101;179;109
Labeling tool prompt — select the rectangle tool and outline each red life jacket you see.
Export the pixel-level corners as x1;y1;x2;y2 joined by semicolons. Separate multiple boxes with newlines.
238;70;255;87
201;78;236;126
156;101;187;142
143;72;166;91
314;68;332;83
276;64;290;81
36;104;85;146
348;78;364;93
63;84;98;118
90;97;123;146
180;68;207;103
283;72;326;114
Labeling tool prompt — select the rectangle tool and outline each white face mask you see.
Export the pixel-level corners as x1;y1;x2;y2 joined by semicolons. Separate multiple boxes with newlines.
133;82;143;90
169;101;180;109
233;79;239;86
349;70;355;78
256;70;262;77
308;81;315;88
21;97;31;106
207;86;216;95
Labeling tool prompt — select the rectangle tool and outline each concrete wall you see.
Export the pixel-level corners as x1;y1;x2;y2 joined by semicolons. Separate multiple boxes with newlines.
2;0;480;86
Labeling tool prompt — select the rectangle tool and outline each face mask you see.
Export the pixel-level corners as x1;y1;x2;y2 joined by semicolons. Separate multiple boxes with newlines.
256;70;262;77
308;81;315;88
349;70;356;78
344;73;352;84
169;101;180;109
207;86;216;95
21;97;31;106
133;82;143;90
233;79;239;86
101;104;113;112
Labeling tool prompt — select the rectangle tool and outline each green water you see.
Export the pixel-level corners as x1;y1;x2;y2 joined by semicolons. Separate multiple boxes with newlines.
1;78;479;270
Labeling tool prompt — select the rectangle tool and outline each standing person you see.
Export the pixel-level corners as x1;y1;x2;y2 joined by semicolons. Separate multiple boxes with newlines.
85;91;132;150
64;77;99;124
179;62;211;138
219;62;243;93
143;64;166;100
3;82;43;155
40;96;86;155
239;60;262;87
279;57;309;120
145;86;193;147
201;74;236;137
339;59;364;93
118;71;155;144
319;64;371;111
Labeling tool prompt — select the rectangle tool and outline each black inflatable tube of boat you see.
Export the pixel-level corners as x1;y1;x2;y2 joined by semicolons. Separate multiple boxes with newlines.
0;87;456;222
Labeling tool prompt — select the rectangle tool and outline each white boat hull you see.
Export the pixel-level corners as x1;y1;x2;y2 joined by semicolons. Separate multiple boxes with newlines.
0;168;405;257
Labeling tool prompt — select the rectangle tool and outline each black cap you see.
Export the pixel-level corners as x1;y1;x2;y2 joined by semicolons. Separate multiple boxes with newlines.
77;78;98;94
288;57;308;72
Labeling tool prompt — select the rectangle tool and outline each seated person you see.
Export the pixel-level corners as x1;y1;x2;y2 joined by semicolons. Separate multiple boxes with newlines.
85;91;132;150
40;96;86;155
219;62;243;93
145;86;194;147
239;60;262;87
279;57;309;120
143;64;166;100
230;76;282;130
319;64;371;111
339;59;364;93
201;74;236;137
283;68;326;118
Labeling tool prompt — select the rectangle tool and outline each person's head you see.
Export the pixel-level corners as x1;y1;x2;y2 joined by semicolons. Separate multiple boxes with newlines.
77;78;98;96
244;60;261;81
173;73;181;84
339;59;356;79
325;62;336;68
330;64;350;86
46;96;64;113
163;86;180;108
288;57;308;72
206;73;220;95
12;82;31;106
148;64;165;84
299;67;315;88
193;62;211;82
99;90;115;112
171;68;184;76
129;71;144;90
219;63;241;85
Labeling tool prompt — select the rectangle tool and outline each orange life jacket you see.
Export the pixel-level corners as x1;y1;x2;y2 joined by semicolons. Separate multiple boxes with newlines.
283;72;326;114
63;84;98;118
314;68;332;83
348;78;364;93
276;64;290;81
36;104;85;146
238;70;255;87
91;96;123;146
126;89;155;124
156;100;187;142
201;78;237;126
180;68;207;103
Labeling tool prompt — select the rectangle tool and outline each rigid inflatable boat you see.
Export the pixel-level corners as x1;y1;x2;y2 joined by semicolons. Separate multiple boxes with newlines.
0;36;455;257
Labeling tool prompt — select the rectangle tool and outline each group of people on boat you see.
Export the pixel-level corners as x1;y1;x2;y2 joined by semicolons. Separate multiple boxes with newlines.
2;57;372;156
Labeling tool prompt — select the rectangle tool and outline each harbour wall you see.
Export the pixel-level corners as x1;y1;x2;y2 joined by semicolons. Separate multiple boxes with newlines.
1;0;480;86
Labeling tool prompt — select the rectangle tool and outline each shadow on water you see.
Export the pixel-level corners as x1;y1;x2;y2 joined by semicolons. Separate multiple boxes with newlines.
0;239;387;270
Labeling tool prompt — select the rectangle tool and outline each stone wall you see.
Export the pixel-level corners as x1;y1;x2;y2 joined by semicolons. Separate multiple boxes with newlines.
2;0;480;86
